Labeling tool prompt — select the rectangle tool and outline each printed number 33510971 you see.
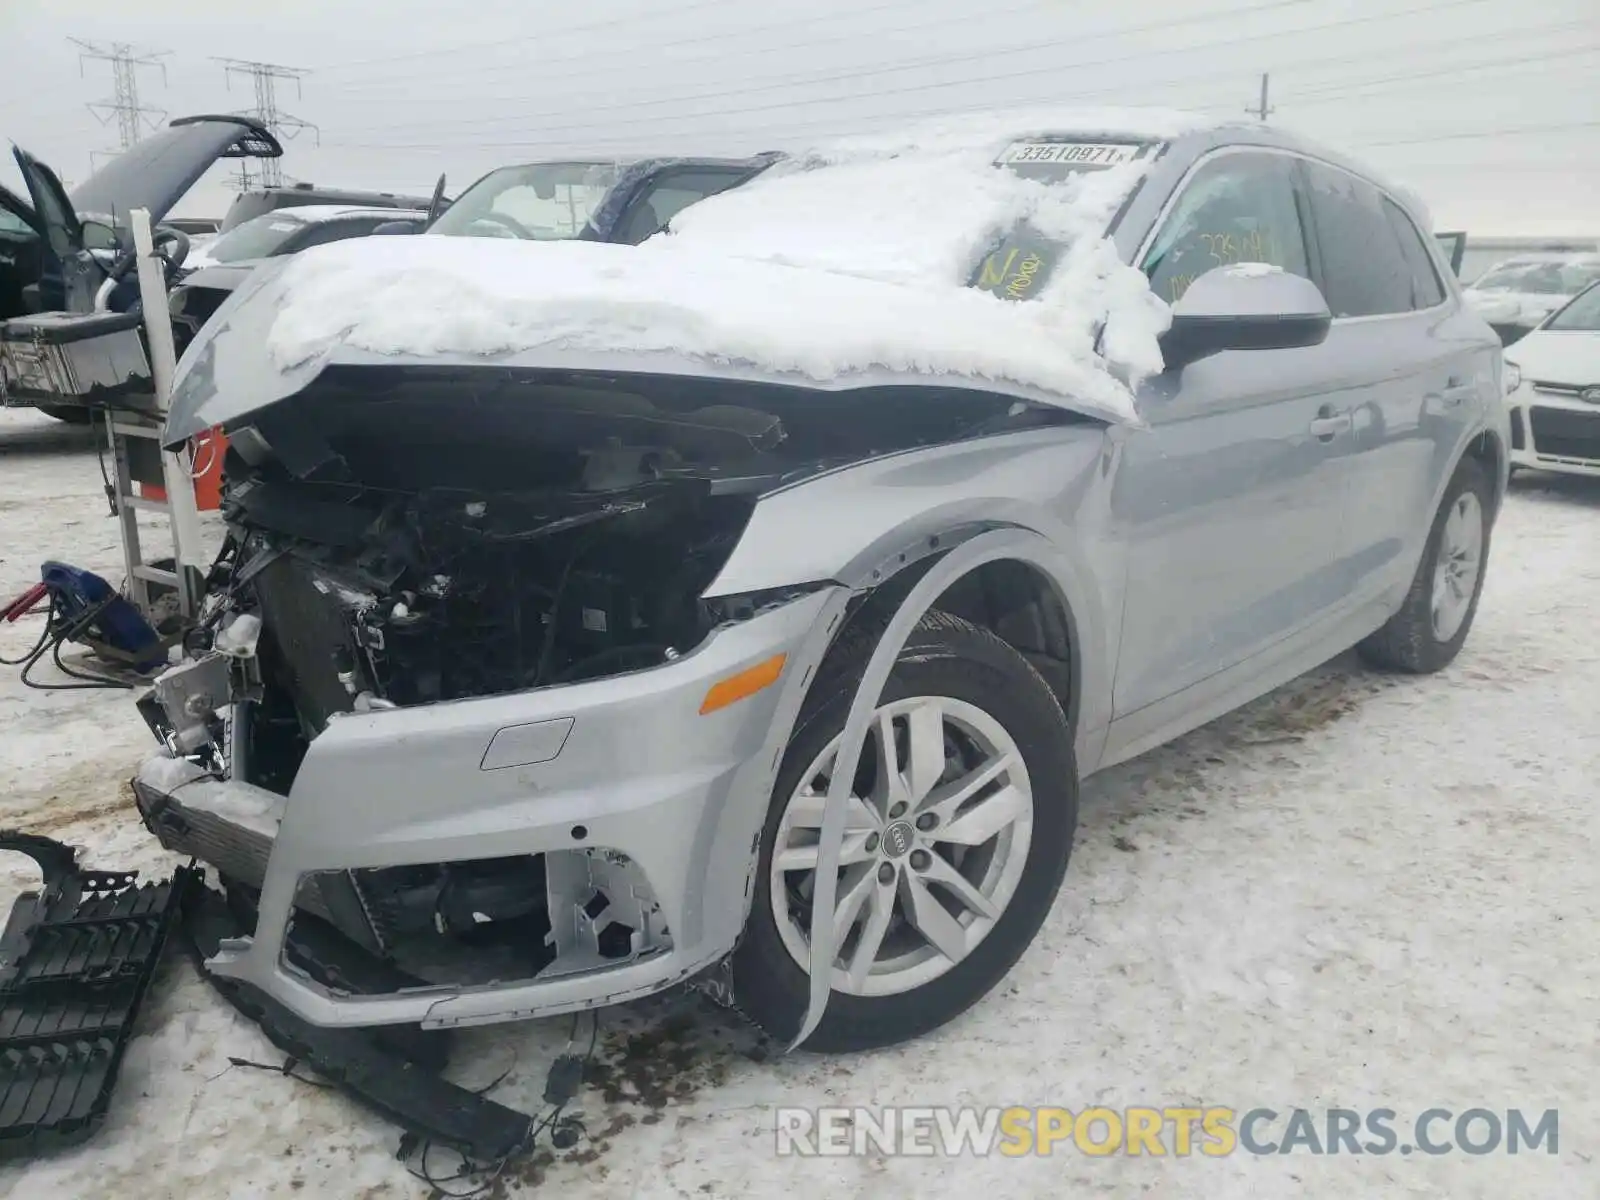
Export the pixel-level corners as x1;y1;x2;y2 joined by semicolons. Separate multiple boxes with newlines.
1002;142;1136;165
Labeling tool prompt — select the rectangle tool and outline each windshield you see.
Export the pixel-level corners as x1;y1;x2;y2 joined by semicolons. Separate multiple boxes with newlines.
201;213;307;263
1472;260;1600;295
427;161;621;240
973;140;1157;301
1545;282;1600;332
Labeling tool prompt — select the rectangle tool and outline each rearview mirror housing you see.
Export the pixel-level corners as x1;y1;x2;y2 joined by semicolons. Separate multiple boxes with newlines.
1159;265;1332;372
371;220;418;236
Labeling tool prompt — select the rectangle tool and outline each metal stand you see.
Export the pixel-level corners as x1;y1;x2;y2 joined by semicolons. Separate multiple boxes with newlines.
107;208;207;621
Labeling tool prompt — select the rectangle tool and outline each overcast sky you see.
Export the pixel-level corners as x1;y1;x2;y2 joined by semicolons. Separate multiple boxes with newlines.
2;0;1596;234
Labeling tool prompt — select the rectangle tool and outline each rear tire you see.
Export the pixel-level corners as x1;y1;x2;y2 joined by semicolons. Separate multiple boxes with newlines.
1357;456;1492;673
731;609;1077;1053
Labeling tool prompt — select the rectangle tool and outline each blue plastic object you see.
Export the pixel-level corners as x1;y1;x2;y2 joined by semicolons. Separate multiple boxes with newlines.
39;561;165;672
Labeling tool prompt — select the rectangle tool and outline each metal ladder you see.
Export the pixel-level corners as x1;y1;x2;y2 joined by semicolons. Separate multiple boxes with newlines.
105;209;207;624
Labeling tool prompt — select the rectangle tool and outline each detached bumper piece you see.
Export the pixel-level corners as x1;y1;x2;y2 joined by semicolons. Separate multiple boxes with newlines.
0;832;197;1160
182;887;534;1165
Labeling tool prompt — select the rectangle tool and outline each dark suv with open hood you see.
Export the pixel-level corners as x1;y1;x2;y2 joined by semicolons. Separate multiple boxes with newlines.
1;115;282;418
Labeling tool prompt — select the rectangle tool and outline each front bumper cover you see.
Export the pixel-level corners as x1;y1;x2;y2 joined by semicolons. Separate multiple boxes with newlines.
134;586;848;1030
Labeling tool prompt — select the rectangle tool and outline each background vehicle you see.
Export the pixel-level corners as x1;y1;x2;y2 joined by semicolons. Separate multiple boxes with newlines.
133;112;1506;1055
1462;251;1600;345
398;153;779;243
169;205;429;355
0;114;282;420
218;181;439;233
1503;280;1600;476
0;197;42;321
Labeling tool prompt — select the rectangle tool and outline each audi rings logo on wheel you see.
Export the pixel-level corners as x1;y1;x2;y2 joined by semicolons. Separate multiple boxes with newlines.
883;822;915;858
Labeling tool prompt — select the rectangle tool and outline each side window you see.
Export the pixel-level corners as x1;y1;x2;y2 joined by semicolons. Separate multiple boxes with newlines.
1381;198;1446;308
1142;152;1311;305
616;170;748;245
1303;164;1413;317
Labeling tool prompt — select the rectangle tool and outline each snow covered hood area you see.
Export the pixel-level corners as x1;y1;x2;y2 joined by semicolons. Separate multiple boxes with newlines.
211;108;1219;425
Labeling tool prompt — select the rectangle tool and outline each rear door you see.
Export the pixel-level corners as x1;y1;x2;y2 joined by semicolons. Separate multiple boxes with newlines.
11;148;100;311
1112;149;1351;718
1301;161;1489;606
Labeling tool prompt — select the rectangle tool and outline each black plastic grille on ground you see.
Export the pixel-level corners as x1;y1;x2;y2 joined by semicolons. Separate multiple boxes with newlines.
0;832;196;1159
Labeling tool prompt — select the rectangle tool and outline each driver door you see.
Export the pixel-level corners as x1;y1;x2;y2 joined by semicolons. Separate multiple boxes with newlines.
1109;150;1353;727
12;148;98;312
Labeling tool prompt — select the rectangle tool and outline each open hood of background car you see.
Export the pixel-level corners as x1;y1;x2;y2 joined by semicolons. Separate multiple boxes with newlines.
68;115;283;240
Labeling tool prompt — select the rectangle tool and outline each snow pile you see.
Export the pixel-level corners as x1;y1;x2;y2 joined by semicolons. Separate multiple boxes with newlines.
176;777;285;838
265;239;1137;419
1220;262;1284;279
137;752;212;793
260;108;1222;418
137;751;283;836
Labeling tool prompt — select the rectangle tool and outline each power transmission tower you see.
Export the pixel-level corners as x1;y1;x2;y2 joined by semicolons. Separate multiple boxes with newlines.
1246;72;1275;122
71;39;169;170
214;58;319;190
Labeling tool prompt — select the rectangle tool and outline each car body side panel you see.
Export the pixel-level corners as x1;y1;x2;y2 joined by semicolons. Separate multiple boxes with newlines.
703;425;1122;771
1331;306;1498;609
1114;346;1352;719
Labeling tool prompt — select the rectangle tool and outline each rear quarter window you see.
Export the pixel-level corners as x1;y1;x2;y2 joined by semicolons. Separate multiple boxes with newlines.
1381;198;1446;308
1303;163;1414;317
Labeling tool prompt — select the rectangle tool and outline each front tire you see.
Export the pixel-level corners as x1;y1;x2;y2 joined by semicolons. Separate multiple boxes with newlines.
1357;455;1492;673
730;609;1078;1053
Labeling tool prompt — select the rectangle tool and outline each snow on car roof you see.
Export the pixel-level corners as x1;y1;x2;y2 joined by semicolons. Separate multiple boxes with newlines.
258;108;1226;421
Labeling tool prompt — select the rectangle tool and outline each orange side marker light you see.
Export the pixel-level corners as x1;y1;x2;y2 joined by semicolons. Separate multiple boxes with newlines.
699;653;787;715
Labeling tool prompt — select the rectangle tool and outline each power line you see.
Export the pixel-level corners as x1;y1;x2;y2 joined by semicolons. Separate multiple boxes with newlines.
1366;119;1600;148
320;0;1513;153
329;12;1598;133
215;58;319;190
332;0;1322;134
322;0;1064;93
312;0;748;71
70;38;169;171
1283;43;1600;106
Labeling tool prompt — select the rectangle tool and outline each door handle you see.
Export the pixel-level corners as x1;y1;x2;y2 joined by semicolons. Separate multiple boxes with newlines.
1308;409;1352;440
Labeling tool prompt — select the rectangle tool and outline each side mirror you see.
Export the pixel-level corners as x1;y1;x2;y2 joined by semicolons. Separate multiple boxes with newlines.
1159;266;1332;373
371;221;418;236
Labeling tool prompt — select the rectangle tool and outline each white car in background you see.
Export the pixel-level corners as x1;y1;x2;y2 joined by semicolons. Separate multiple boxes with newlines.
1504;281;1600;477
1462;252;1600;345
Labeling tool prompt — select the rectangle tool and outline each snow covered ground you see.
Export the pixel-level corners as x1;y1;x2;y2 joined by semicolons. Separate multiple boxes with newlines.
0;404;1595;1199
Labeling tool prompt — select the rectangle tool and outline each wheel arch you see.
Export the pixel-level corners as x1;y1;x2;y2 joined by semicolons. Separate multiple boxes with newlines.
1463;425;1506;519
832;545;1082;742
785;523;1099;1051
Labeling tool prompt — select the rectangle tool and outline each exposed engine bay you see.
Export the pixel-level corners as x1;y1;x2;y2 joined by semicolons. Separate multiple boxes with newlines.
135;367;1068;987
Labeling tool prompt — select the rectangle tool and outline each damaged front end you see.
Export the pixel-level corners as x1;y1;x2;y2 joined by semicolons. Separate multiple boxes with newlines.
132;363;1036;1029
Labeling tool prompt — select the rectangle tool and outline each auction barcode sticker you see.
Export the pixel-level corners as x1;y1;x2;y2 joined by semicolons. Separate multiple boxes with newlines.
995;141;1141;167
